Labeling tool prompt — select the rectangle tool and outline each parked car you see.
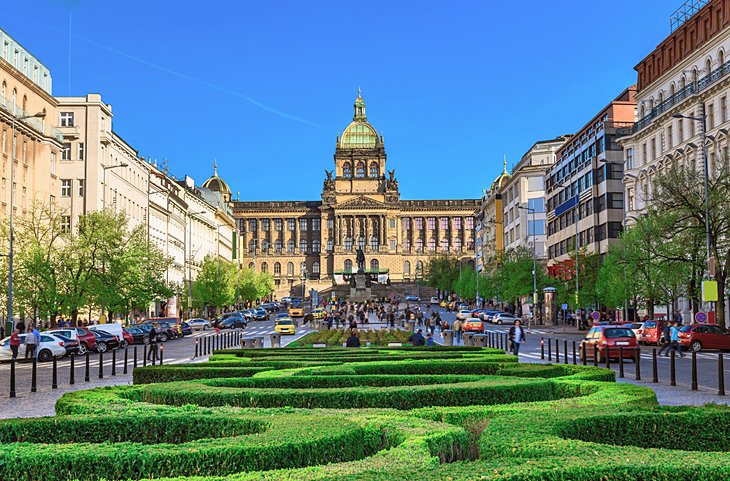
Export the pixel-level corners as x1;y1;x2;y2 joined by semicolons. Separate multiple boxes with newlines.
275;318;296;335
405;295;420;302
580;326;638;363
471;309;486;320
47;333;82;356
639;319;668;345
456;309;472;321
261;303;278;312
144;317;182;338
621;322;645;339
463;318;485;333
124;327;150;345
72;327;97;352
430;297;439;304
187;318;211;331
89;329;121;353
217;316;247;330
311;308;326;319
47;329;87;355
180;322;193;336
120;329;134;348
485;311;506;322
492;313;520;325
678;324;730;352
140;321;175;341
0;333;67;362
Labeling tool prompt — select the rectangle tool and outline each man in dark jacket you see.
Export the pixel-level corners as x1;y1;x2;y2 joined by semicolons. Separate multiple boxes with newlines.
345;330;360;348
408;329;426;347
508;320;527;356
658;321;672;356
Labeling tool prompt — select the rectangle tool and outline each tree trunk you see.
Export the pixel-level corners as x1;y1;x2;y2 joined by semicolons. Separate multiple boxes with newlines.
716;272;727;328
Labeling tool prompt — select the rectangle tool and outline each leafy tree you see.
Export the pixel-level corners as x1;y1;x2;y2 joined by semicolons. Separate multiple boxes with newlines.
193;256;237;309
493;247;548;308
424;256;460;294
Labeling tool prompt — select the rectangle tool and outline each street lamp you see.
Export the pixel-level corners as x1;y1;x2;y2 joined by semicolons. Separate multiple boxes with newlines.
673;111;713;304
302;266;307;309
8;110;45;333
518;205;537;325
102;162;129;209
186;210;206;319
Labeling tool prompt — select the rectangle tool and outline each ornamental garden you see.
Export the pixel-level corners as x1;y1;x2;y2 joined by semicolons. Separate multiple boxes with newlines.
3;346;730;480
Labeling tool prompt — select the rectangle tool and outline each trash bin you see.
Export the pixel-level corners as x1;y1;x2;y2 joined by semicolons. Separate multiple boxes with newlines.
463;332;475;346
269;332;281;348
443;330;454;347
254;337;264;349
242;337;255;348
473;333;487;347
407;320;416;332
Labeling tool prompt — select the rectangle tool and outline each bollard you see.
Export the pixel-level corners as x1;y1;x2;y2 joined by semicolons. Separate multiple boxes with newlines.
151;344;156;366
593;344;598;367
85;351;90;382
160;345;164;365
652;348;658;383
582;343;587;365
635;346;641;380
504;333;510;353
618;347;624;378
547;338;552;361
195;339;199;358
52;356;58;389
70;354;75;385
143;345;148;367
134;346;138;369
670;350;676;386
270;332;281;349
99;350;104;379
572;341;577;365
123;348;128;375
691;351;698;391
540;337;544;359
9;359;16;398
555;339;559;364
31;358;37;392
605;347;611;370
111;349;117;376
564;339;568;364
719;353;726;396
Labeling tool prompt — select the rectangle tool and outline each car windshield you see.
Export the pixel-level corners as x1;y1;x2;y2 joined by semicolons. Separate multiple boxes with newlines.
277;320;294;326
604;328;634;338
290;302;302;308
643;321;657;328
679;326;693;332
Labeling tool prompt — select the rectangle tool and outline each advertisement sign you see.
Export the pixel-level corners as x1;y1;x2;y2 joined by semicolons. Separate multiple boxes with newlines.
166;296;178;318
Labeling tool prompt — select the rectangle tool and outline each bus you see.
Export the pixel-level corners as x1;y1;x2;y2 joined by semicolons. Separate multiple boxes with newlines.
288;299;304;317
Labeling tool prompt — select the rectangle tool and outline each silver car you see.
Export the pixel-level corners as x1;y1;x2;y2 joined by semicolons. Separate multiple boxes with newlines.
493;313;520;325
187;318;211;331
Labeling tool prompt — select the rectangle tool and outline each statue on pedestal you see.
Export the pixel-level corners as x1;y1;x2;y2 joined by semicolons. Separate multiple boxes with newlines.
356;247;366;273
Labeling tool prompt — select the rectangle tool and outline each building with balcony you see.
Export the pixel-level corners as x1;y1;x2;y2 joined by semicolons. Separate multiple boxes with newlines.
546;86;637;274
501;136;571;258
232;91;478;298
476;160;511;270
0;28;63;220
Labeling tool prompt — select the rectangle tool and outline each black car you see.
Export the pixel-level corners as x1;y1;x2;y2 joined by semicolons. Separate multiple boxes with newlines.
180;322;193;336
261;303;278;313
124;327;150;345
252;308;269;321
48;333;82;356
140;321;175;341
217;316;247;330
90;330;121;353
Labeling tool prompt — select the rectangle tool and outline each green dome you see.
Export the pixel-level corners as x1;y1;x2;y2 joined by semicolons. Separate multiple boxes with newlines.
341;121;378;148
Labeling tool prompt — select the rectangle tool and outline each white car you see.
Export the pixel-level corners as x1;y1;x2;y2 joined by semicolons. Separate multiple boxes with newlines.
188;318;211;331
493;313;520;325
46;329;86;355
0;333;66;362
456;309;472;321
430;297;439;304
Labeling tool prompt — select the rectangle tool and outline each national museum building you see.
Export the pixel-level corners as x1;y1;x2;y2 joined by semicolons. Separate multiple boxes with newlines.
230;92;479;296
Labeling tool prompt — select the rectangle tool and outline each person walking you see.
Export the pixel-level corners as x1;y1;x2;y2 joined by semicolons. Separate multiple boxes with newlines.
426;333;435;346
453;318;463;345
147;324;161;362
666;321;684;358
9;326;21;360
25;324;39;360
658;321;672;356
508;320;527;356
408;329;426;347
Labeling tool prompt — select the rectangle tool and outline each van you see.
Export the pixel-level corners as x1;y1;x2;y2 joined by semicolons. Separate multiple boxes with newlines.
89;323;124;343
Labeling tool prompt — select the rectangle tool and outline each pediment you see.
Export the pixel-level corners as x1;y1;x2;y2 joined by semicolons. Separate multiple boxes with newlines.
334;196;387;210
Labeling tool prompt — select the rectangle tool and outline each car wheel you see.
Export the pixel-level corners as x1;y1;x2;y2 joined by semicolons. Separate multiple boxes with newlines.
159;334;168;342
96;341;108;353
120;340;129;349
690;340;703;353
203;325;209;330
496;319;502;325
143;336;150;345
77;344;87;356
37;349;52;362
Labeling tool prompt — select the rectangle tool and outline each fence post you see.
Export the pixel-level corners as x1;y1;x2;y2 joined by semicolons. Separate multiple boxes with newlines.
635;346;641;381
123;348;128;375
9;359;16;398
572;341;577;365
70;354;75;385
670;350;676;386
111;349;117;376
134;346;138;370
195;339;199;358
31;358;37;392
691;351;698;391
618;347;624;378
547;338;552;361
593;344;598;367
652;348;658;383
582;342;587;365
52;356;58;389
540;337;544;359
143;345;148;367
563;339;568;364
85;351;90;382
605;346;610;370
719;353;726;396
160;345;164;365
555;339;560;364
98;350;104;379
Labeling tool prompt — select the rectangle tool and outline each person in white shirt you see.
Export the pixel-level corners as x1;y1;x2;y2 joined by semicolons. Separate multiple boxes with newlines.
508;320;527;356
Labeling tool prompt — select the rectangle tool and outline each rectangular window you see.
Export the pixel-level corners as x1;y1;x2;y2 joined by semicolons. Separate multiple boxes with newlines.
249;219;257;231
327;218;333;230
439;217;448;229
1;178;4;205
274;219;283;231
312;218;320;231
78;142;85;161
299;218;307;231
61;179;72;197
414;217;423;230
60;112;74;127
708;103;715;129
650;138;657;160
78;179;85;197
262;219;270;231
466;217;474;229
50;152;56;175
60;215;71;233
427;217;436;229
389;218;396;228
62;143;71;161
402;218;410;230
722;96;728;123
641;143;647;164
389;239;396;251
690;113;696;137
678;120;684;143
287;218;295;231
626;148;634;170
667;126;673;148
607;222;623;239
607;192;623;209
453;217;462;229
527;198;545;213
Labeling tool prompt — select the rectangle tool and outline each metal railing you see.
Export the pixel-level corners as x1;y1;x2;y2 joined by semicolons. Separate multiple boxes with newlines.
0;95;63;142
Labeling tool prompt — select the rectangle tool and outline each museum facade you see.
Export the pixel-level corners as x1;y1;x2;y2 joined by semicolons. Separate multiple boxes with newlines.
231;92;479;296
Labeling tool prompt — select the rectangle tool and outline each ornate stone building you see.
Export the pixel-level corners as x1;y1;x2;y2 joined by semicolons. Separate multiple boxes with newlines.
233;91;479;297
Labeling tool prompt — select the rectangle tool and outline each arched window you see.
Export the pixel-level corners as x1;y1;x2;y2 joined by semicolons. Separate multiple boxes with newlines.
692;68;699;84
358;235;365;249
467;260;475;269
720;49;726;66
640;104;646;118
1;81;5;99
312;239;321;253
403;260;411;275
369;162;379;178
22;94;27;112
454;238;462;252
344;236;353;250
274;239;282;253
680;76;686;89
248;239;257;252
670;83;675;97
416;261;424;274
343;162;352;178
467;238;475;250
658;91;664;104
370;259;379;271
12;88;16;112
300;261;307;274
287;262;294;275
440;238;449;252
299;239;307;253
415;238;423;252
274;262;281;274
370;235;379;250
706;58;712;75
312;261;320;275
248;262;255;269
262;240;269;253
261;262;268;273
288;239;295;253
344;259;353;272
355;161;365;178
427;238;436;252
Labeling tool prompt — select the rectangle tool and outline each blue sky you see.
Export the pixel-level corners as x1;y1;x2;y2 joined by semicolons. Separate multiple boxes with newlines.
6;0;673;200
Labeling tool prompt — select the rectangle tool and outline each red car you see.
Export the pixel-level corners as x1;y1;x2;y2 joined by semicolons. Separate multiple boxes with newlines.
121;329;134;348
73;327;97;352
580;326;638;362
639;319;667;345
678;324;730;352
463;318;485;333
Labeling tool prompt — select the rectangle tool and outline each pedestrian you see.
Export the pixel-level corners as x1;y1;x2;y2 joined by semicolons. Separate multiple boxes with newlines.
508;319;527;356
9;326;21;360
658;321;672;356
346;329;361;348
388;312;395;328
426;333;435;347
453;319;463;345
666;321;684;358
25;323;40;360
147;323;161;361
408;329;426;347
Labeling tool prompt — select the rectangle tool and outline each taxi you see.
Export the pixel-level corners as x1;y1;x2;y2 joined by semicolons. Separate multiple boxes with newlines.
275;317;296;335
311;307;326;319
288;300;304;318
463;318;485;333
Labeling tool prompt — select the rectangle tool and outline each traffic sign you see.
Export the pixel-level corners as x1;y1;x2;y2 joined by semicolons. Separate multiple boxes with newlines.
591;311;600;320
695;311;708;323
561;303;569;311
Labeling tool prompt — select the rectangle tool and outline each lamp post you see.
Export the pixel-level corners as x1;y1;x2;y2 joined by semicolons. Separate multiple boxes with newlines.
673;110;713;317
102;162;129;209
518;206;537;325
8;111;45;333
302;266;307;310
186;210;206;319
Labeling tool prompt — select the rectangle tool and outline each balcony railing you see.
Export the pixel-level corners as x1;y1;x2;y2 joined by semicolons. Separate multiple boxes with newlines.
0;95;63;142
618;59;730;137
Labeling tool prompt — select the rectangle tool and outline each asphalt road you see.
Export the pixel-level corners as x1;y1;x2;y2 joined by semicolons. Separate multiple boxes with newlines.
0;313;313;398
